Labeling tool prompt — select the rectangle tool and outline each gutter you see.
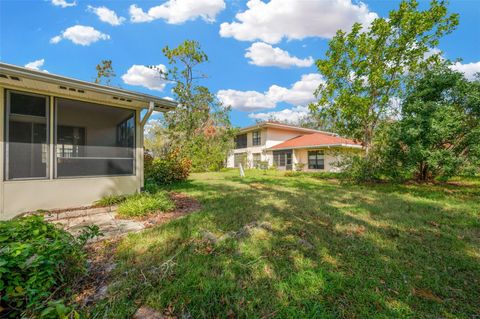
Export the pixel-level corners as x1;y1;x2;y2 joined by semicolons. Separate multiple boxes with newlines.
267;144;363;151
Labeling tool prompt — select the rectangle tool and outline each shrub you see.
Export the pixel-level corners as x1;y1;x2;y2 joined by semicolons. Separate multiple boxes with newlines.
0;215;99;318
341;154;384;183
145;149;192;185
294;163;305;172
117;192;174;218
95;194;127;207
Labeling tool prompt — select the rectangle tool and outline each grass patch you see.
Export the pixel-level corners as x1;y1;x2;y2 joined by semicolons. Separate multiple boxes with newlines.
95;194;127;207
91;170;480;318
117;192;174;218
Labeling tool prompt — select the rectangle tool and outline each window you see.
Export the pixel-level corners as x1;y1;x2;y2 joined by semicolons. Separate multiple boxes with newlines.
252;130;261;146
235;134;247;149
308;151;324;169
5;91;49;180
273;150;292;169
55;98;135;177
233;153;247;168
252;153;261;167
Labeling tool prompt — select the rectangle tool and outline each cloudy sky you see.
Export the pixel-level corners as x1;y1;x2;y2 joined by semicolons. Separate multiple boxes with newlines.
1;0;479;127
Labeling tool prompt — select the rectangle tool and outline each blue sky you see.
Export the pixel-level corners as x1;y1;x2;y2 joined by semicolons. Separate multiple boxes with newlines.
1;0;479;128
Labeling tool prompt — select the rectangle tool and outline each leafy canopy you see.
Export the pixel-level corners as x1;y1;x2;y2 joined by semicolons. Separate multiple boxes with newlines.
147;40;234;172
387;65;480;181
310;0;458;151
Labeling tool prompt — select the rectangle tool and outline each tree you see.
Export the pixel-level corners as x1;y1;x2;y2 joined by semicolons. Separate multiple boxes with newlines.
148;40;234;171
386;65;480;181
95;60;116;85
310;0;458;153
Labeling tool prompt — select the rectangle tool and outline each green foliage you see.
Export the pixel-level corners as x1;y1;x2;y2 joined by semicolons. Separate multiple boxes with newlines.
382;65;480;181
95;194;127;207
90;171;480;318
310;0;458;151
145;40;234;172
143;180;161;194
117;192;174;218
145;149;192;185
94;59;115;85
0;215;97;317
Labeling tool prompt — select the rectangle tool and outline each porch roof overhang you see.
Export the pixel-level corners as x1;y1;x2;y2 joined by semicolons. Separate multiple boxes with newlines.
0;62;177;112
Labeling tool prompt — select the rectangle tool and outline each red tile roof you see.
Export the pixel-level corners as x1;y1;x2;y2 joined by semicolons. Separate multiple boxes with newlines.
269;133;361;150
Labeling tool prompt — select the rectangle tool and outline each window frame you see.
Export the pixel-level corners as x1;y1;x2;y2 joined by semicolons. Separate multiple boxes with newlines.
54;97;137;179
308;150;325;170
4;89;50;181
252;130;261;146
235;133;247;149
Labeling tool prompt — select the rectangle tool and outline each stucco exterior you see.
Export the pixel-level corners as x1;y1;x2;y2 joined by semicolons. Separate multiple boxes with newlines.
0;63;175;220
227;122;361;171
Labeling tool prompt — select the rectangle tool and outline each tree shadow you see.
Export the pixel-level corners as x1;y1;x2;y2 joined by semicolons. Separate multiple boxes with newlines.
96;173;480;318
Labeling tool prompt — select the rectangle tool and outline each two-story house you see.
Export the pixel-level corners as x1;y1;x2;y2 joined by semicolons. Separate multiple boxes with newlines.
226;122;361;172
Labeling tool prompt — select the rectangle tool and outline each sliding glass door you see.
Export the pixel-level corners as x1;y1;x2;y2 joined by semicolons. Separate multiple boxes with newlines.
5;91;49;180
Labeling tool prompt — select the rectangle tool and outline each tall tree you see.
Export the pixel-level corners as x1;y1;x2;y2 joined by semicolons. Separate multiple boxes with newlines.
310;0;458;152
388;65;480;181
149;40;234;171
95;60;116;85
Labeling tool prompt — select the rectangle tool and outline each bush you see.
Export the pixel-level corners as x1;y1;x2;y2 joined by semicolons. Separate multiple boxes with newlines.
95;194;127;207
0;215;99;318
117;192;174;218
145;149;192;185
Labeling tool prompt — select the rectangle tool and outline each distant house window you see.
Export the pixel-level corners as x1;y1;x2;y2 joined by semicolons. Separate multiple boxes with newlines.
235;134;247;149
252;130;261;146
234;153;247;168
252;153;261;167
273;150;292;170
308;151;324;169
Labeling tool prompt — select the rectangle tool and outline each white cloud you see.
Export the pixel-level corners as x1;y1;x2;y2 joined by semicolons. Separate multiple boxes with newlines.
129;0;226;24
50;25;110;46
217;90;276;111
87;6;125;26
24;59;46;71
217;73;323;111
450;61;480;81
51;0;76;8
219;0;377;44
121;64;169;91
245;42;314;68
249;105;310;123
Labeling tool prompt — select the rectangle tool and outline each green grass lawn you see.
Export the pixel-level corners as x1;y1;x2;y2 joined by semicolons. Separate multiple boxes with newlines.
91;170;480;318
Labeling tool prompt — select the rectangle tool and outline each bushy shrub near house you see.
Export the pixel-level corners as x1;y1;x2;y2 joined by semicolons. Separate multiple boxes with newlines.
0;215;99;318
145;149;192;185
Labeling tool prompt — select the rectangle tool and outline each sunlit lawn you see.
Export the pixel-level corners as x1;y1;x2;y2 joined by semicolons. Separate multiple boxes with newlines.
91;170;480;318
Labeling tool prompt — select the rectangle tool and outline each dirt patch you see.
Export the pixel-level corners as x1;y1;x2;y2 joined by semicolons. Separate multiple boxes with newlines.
74;193;201;307
140;192;202;228
75;239;119;307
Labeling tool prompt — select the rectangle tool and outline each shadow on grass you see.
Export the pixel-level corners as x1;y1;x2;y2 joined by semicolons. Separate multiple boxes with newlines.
91;173;480;319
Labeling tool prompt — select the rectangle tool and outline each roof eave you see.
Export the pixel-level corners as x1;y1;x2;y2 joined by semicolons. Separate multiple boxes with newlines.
238;122;336;135
0;62;177;111
267;144;363;151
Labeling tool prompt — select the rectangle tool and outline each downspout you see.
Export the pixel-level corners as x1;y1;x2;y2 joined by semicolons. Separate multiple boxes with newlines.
139;101;155;191
141;101;155;127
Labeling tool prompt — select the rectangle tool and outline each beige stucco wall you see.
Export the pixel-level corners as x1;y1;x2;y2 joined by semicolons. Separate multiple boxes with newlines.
0;85;145;220
227;127;303;168
294;148;346;172
2;176;140;220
